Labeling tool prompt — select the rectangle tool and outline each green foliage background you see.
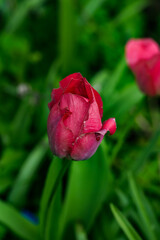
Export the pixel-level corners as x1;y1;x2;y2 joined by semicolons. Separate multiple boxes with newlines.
0;0;160;239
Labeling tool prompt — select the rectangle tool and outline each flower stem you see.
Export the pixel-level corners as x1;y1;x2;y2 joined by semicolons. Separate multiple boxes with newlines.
40;157;71;237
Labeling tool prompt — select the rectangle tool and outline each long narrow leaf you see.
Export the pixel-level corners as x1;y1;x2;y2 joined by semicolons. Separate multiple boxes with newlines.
103;84;144;121
130;126;160;172
82;0;106;21
8;136;48;207
59;0;77;73
0;200;39;240
111;204;143;240
6;0;45;32
111;0;149;26
128;174;157;240
58;145;112;239
103;56;126;97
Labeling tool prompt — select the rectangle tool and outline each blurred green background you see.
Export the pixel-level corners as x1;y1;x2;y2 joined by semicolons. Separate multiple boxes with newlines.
0;0;160;240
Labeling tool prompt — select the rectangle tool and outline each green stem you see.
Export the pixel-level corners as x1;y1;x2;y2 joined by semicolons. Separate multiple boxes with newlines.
47;159;71;212
147;96;160;131
39;157;71;237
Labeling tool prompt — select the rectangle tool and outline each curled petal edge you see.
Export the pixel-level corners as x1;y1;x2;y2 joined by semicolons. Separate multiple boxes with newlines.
98;118;116;136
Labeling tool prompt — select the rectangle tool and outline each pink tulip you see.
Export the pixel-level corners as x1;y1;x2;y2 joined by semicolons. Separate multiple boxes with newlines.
125;38;160;96
47;73;116;161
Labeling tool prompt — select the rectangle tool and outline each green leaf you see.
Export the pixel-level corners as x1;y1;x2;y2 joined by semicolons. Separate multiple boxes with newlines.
130;125;160;173
110;204;143;240
109;114;135;165
102;56;126;97
128;174;158;240
0;225;7;240
90;69;109;93
11;99;35;147
59;0;77;74
5;0;45;33
82;0;106;21
0;148;26;177
104;84;144;122
111;0;149;26
0;178;13;194
8;136;48;207
91;57;126;99
0;200;39;240
58;145;113;239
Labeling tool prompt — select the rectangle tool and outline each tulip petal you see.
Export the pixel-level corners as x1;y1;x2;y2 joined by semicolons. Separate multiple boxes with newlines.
132;61;156;96
48;88;63;110
99;118;117;136
54;120;74;158
83;100;102;133
82;83;103;133
60;93;89;138
84;80;103;118
47;102;74;158
47;103;61;154
70;133;104;161
151;57;160;94
126;39;160;66
93;88;103;117
60;73;88;98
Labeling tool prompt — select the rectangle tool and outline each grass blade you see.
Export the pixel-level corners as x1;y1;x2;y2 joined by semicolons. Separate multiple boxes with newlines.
131;125;160;172
59;0;77;74
110;204;143;240
111;0;149;26
6;0;45;33
82;0;106;21
103;84;144;122
128;174;158;240
0;200;39;240
103;56;126;97
8;136;48;207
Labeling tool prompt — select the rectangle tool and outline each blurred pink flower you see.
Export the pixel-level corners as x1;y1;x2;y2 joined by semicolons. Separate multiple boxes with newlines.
47;73;116;161
125;38;160;96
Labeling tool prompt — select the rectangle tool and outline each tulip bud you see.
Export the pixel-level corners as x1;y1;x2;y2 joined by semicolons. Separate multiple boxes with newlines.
125;38;160;96
47;73;116;161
